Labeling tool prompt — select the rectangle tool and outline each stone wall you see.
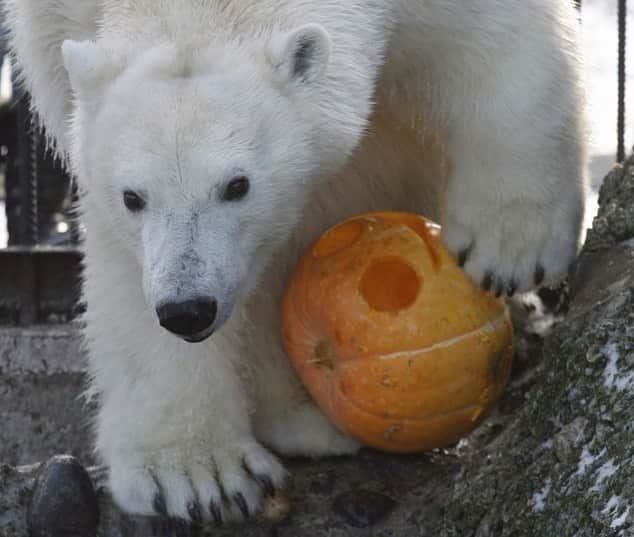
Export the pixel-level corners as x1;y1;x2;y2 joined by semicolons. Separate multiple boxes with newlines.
0;326;93;466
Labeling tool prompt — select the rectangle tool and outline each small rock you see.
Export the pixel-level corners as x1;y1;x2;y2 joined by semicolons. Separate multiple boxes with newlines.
332;489;395;528
261;491;292;523
585;344;604;364
553;418;588;464
27;455;99;537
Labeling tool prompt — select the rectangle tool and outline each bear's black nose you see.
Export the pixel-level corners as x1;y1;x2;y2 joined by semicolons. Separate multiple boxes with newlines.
156;298;217;341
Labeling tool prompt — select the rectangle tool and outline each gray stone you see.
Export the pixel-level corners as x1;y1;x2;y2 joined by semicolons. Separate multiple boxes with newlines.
0;325;95;466
2;156;634;536
27;455;99;537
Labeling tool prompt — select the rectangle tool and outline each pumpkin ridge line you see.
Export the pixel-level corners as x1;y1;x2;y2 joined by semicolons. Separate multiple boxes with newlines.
334;378;481;422
338;309;509;364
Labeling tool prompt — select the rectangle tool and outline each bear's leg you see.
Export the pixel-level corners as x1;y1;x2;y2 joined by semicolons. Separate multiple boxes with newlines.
441;92;586;296
443;22;586;293
83;250;286;523
95;351;287;523
395;2;587;295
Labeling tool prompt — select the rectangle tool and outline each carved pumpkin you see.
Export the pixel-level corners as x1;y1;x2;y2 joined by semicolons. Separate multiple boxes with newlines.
281;212;513;453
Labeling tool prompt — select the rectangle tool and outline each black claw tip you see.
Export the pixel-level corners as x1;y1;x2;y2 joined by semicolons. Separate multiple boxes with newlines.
233;493;250;519
494;280;504;298
151;517;189;537
173;518;192;537
535;264;545;285
153;492;168;517
507;280;518;297
257;475;275;498
187;501;203;526
209;501;223;525
458;248;469;267
481;271;493;291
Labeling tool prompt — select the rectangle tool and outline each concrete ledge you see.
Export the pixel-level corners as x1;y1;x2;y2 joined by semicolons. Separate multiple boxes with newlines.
0;323;93;466
0;323;84;375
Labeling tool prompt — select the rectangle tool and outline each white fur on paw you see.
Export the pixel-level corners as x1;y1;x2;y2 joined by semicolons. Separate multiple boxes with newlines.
443;203;580;296
109;440;287;524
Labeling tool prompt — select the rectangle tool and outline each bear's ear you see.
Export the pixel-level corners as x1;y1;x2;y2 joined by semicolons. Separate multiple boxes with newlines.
61;40;116;97
270;24;331;85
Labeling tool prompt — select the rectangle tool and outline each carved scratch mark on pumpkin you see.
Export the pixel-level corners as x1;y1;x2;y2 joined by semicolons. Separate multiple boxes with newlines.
306;339;335;369
383;423;402;441
371;310;509;362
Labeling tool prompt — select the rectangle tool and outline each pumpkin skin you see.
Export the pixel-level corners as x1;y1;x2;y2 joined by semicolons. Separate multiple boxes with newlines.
281;212;513;453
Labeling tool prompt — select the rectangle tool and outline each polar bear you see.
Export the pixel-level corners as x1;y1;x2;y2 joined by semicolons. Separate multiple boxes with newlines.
7;0;586;525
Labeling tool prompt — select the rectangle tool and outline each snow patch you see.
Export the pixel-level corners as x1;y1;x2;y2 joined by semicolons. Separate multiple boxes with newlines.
575;447;606;477
591;458;618;491
602;495;631;529
612;507;630;529
603;343;634;391
531;479;551;513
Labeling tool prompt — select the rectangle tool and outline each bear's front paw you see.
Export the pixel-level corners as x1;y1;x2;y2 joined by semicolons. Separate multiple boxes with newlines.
443;203;580;296
109;439;287;525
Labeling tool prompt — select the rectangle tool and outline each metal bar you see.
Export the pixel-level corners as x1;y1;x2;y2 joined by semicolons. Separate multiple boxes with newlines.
28;117;39;244
15;94;38;324
16;95;30;245
3;245;81;254
617;0;627;162
69;176;81;245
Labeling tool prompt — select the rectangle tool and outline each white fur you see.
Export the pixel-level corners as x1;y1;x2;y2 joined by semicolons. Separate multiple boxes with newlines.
6;0;587;524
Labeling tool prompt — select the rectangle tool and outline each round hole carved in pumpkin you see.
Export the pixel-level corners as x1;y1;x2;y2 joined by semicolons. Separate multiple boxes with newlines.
359;256;421;312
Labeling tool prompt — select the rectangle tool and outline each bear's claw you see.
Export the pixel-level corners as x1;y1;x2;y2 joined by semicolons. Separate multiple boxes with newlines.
110;439;287;524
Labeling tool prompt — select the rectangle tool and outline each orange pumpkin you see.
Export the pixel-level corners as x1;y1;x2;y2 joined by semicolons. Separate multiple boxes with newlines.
281;212;513;453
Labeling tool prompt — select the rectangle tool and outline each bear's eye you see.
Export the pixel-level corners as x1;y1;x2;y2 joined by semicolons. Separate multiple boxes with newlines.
221;176;250;202
123;190;146;212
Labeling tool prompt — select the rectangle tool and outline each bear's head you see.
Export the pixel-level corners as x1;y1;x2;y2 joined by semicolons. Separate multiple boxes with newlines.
61;24;372;342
